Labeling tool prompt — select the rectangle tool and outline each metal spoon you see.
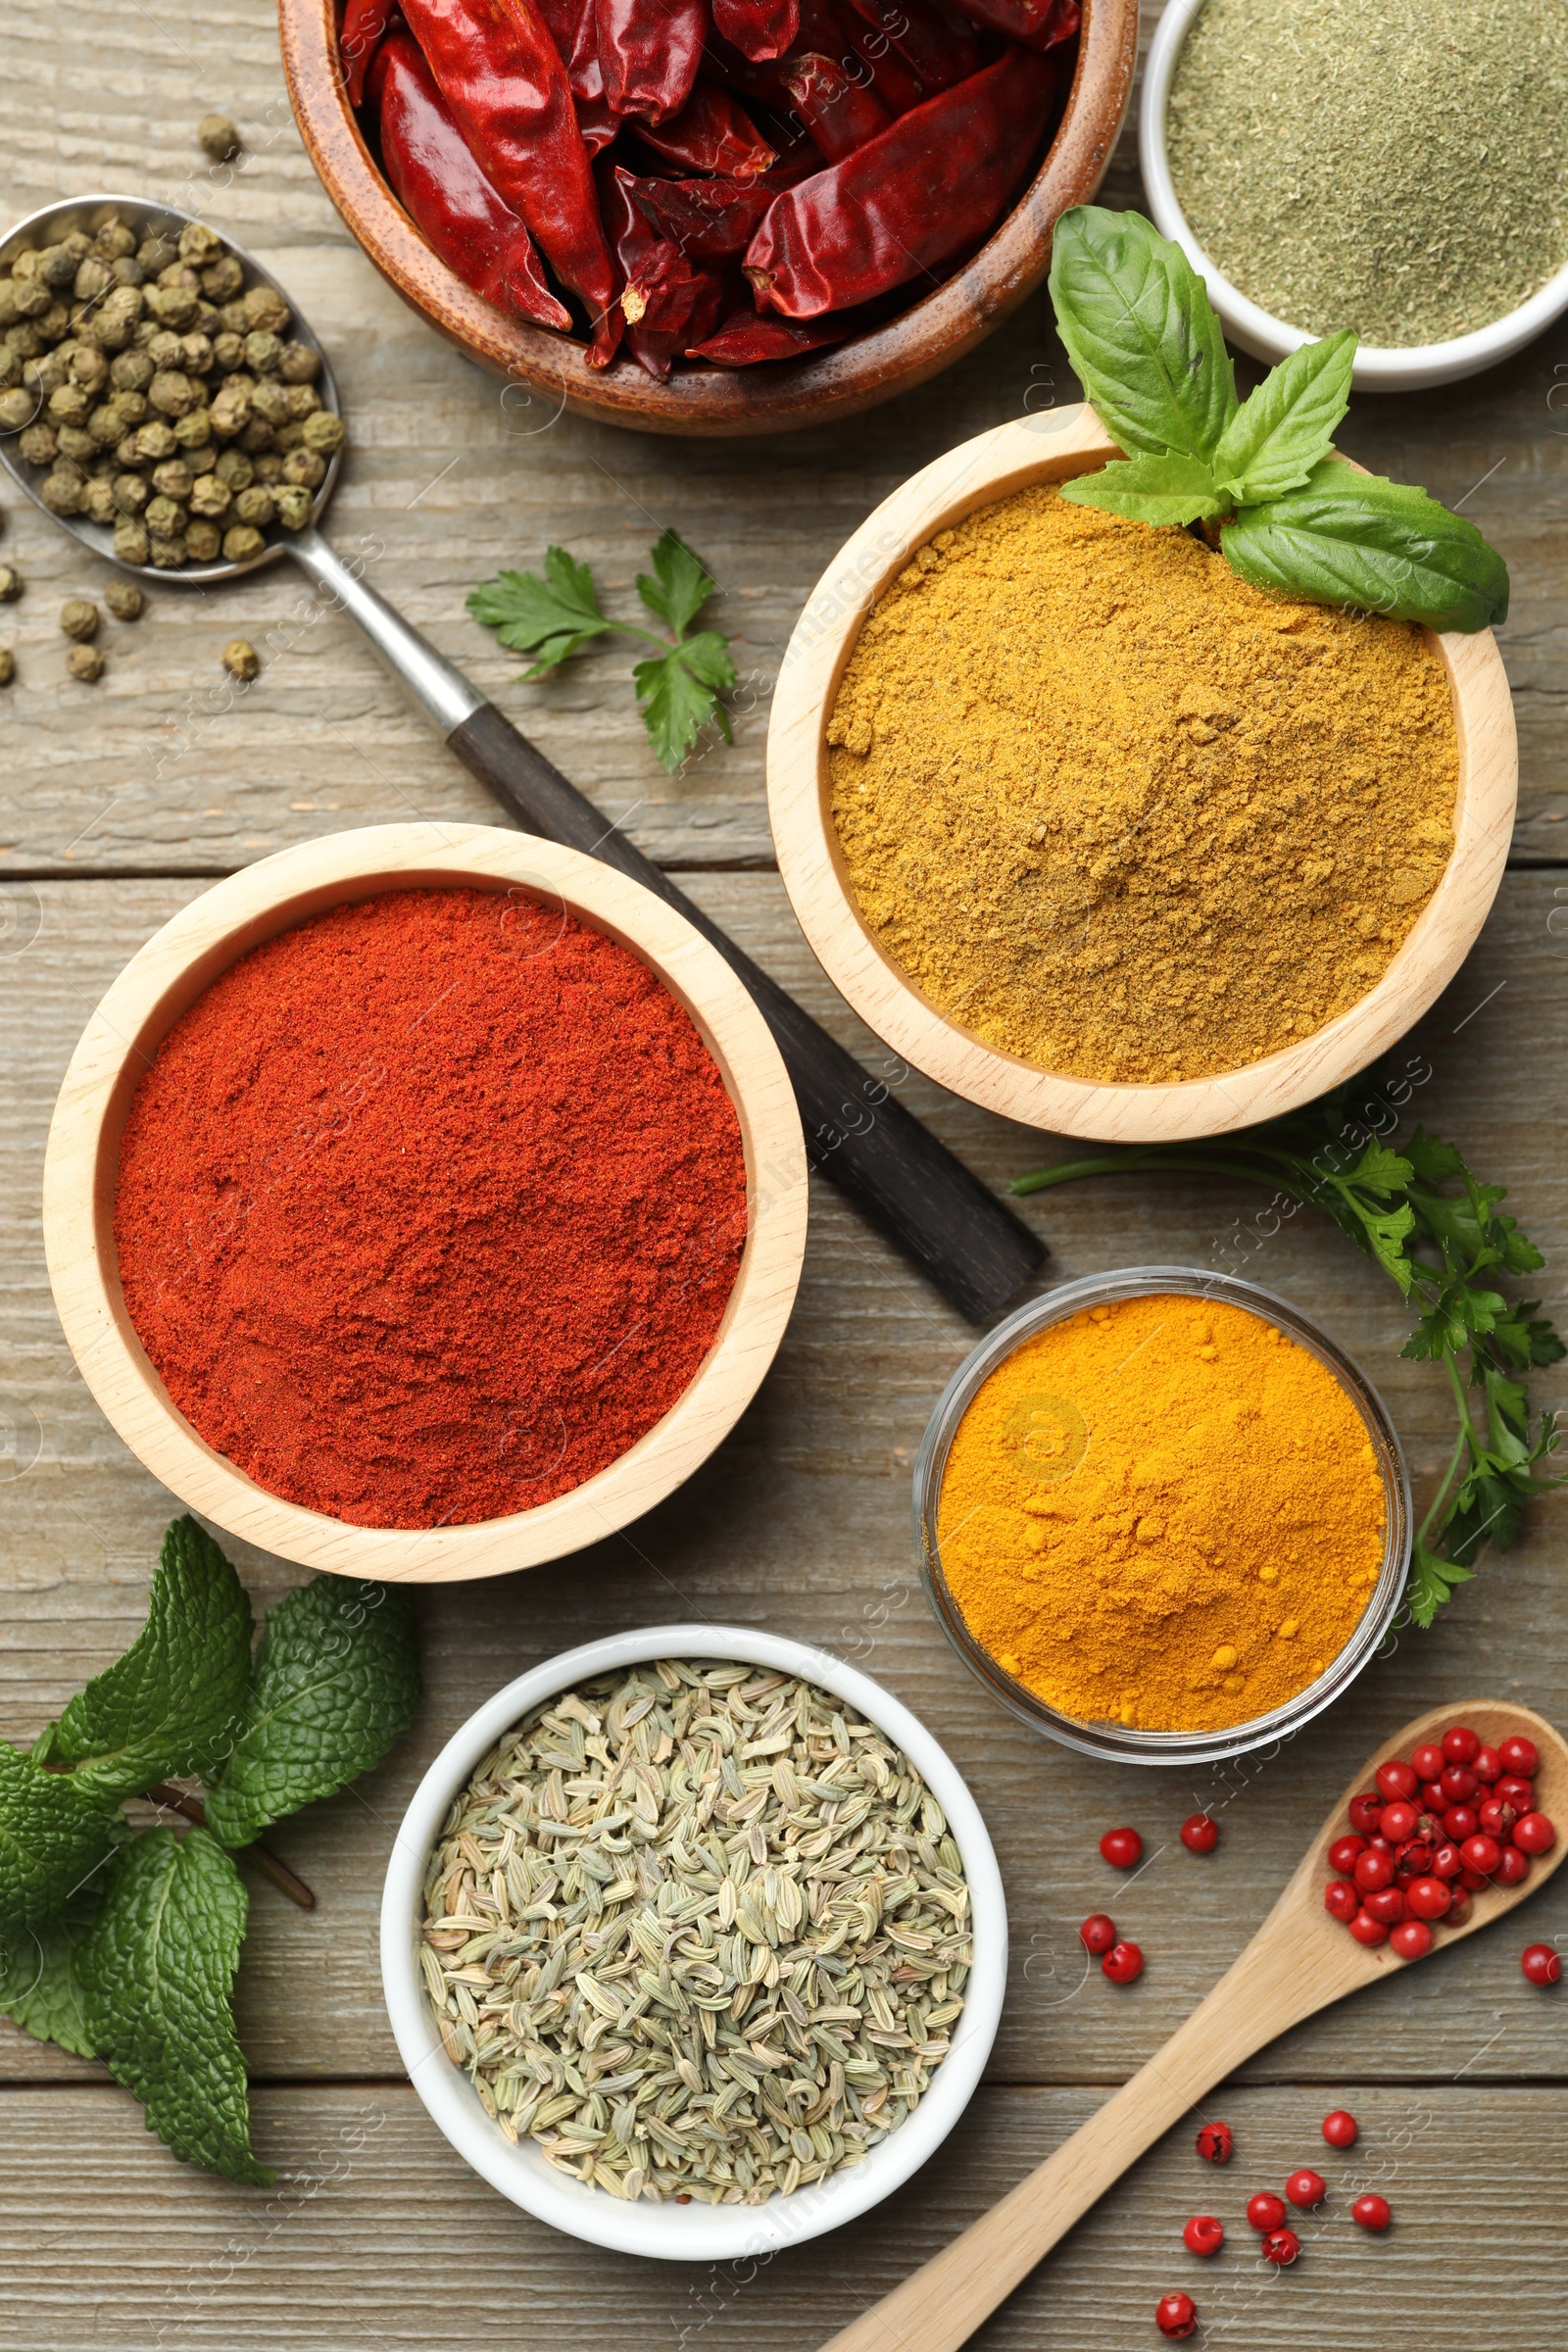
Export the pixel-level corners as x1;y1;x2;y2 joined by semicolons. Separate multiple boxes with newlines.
1;192;1042;1323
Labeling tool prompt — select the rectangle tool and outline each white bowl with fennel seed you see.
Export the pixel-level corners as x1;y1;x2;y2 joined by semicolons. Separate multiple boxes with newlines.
380;1627;1006;2261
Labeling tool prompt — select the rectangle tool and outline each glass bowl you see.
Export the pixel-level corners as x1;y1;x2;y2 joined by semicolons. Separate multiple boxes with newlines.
913;1265;1412;1766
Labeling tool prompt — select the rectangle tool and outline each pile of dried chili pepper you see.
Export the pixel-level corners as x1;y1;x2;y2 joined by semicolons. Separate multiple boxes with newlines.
337;0;1079;376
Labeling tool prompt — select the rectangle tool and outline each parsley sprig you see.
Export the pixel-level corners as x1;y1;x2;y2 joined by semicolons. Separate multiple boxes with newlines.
1010;1067;1563;1628
467;527;736;773
1049;207;1510;632
0;1520;419;2181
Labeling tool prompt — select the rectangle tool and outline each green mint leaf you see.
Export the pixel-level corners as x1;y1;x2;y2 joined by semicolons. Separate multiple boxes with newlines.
1060;450;1229;526
633;636;737;773
1048;205;1238;464
1210;329;1356;505
53;1517;253;1802
1222;459;1510;630
635;528;718;639
81;1827;270;2185
0;1884;102;2060
204;1580;419;1850
0;1740;120;1934
1407;1538;1472;1629
466;550;614;677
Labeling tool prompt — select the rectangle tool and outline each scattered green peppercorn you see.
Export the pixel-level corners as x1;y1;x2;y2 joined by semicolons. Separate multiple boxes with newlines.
104;582;144;620
198;113;242;162
0;564;21;602
66;641;105;682
60;597;99;642
0;647;15;687
221;636;260;680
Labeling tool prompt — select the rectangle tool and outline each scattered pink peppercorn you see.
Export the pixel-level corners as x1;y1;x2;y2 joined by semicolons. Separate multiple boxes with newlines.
1246;2191;1287;2232
1180;1813;1219;1854
1352;2193;1392;2231
1079;1912;1117;1956
1285;2169;1326;2208
1261;2227;1300;2266
1183;2214;1224;2257
1100;1827;1144;1869
1155;2291;1199;2340
1196;2121;1233;2164
1521;1942;1562;1987
1102;1938;1144;1984
1321;2109;1358;2149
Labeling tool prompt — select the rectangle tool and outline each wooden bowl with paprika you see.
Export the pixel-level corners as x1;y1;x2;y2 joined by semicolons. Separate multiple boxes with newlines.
276;0;1138;436
766;408;1518;1142
42;823;808;1582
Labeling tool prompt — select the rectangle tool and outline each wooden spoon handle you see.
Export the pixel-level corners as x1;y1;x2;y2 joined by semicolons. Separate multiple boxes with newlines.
821;1903;1351;2352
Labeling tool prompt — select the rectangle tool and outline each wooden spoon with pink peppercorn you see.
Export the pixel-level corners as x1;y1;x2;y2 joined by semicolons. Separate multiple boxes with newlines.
818;1699;1566;2352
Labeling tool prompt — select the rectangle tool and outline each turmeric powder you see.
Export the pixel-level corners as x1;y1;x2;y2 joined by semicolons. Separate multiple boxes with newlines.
828;485;1458;1085
936;1293;1388;1733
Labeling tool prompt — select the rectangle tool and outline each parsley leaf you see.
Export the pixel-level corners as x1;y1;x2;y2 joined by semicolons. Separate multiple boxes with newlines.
469;528;734;773
0;1884;102;2060
205;1579;419;1850
49;1516;254;1801
0;1740;120;1934
81;1826;270;2185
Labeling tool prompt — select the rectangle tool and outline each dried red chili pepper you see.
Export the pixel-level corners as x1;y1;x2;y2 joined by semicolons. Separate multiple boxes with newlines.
400;0;617;358
369;33;571;328
634;83;778;173
600;163;727;375
688;303;852;363
832;3;927;112
342;0;400;104
595;0;707;120
841;0;979;91
946;0;1078;51
629;155;816;260
708;0;924;116
746;47;1060;314
712;0;800;59
536;0;606;100
778;52;890;160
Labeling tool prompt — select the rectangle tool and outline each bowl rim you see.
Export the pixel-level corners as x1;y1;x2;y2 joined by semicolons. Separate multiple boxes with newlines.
1139;0;1568;391
40;823;808;1582
276;0;1141;436
912;1265;1413;1765
378;1621;1009;2260
764;407;1517;1143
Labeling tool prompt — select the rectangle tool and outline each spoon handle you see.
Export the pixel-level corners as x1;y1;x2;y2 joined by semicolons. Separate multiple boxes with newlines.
283;533;1043;1324
821;1902;1350;2352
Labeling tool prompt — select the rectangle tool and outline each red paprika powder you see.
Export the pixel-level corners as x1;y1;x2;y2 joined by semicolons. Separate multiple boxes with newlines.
114;886;749;1529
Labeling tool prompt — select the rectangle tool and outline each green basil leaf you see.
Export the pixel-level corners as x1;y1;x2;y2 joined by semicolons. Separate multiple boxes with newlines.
1211;329;1356;505
1222;459;1510;631
1059;451;1229;526
1049;205;1238;464
80;1827;270;2185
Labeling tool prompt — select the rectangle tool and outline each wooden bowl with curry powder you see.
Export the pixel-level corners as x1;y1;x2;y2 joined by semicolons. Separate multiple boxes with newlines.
912;1266;1412;1765
765;410;1517;1143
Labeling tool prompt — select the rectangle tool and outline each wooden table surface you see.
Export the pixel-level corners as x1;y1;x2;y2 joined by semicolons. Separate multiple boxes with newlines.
4;2;1567;2345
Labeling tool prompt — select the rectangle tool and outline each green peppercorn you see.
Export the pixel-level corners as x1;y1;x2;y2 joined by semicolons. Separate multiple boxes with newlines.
110;348;154;393
148;533;189;569
47;382;92;428
210;380;252;437
104;582;144;620
11;279;53;321
0;387;35;433
201;255;245;303
198;113;242;162
173;407;214;451
40;466;85;515
56;425;96;464
112;470;150;514
5;323;44;359
131;419;178;464
213;448;253;491
184;518;222;563
221;636;261;680
250;379;291;428
0;564;21;601
74;256;115;303
278;339;320;385
82;477;120;524
158;262;202;295
22;351;66;396
237;417;275;455
188;471;231;518
219;298;249;335
145;282;199;330
221;525;265;564
144;495;188;540
94;221;137;263
66;641;105;682
152;458;195;502
211;330;245;373
68;343;109;392
233;484;275;528
178;222;222;267
178;332;215;375
37;301;74;344
252;452;284;485
284;383;321;421
300;410;344;456
113;518;151;564
273;482;314;532
0;648;15;688
241;283;290;336
60;597;99;642
37;245;76;290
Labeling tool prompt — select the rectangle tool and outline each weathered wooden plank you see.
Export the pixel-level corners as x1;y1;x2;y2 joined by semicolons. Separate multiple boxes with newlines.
2;2;1566;877
2;874;1565;2093
0;2082;1561;2348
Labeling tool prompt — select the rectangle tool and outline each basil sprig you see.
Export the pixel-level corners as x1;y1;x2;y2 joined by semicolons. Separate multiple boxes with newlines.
1049;209;1509;633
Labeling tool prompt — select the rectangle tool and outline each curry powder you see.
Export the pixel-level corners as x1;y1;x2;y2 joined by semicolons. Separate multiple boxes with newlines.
936;1294;1387;1733
828;486;1458;1084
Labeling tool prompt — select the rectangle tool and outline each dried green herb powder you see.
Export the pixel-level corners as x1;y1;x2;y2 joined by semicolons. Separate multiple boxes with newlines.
1166;0;1568;347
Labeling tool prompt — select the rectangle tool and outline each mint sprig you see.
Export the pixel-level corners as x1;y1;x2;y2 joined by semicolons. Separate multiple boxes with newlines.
1049;208;1509;633
82;1827;270;2185
0;1522;420;2183
467;527;736;772
205;1578;418;1849
1010;1066;1562;1626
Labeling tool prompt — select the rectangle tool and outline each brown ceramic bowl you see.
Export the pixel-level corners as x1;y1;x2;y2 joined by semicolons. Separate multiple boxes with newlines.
277;0;1138;437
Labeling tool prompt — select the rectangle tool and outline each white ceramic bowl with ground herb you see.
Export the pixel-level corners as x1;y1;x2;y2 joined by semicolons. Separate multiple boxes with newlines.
1141;0;1568;391
381;1626;1006;2261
